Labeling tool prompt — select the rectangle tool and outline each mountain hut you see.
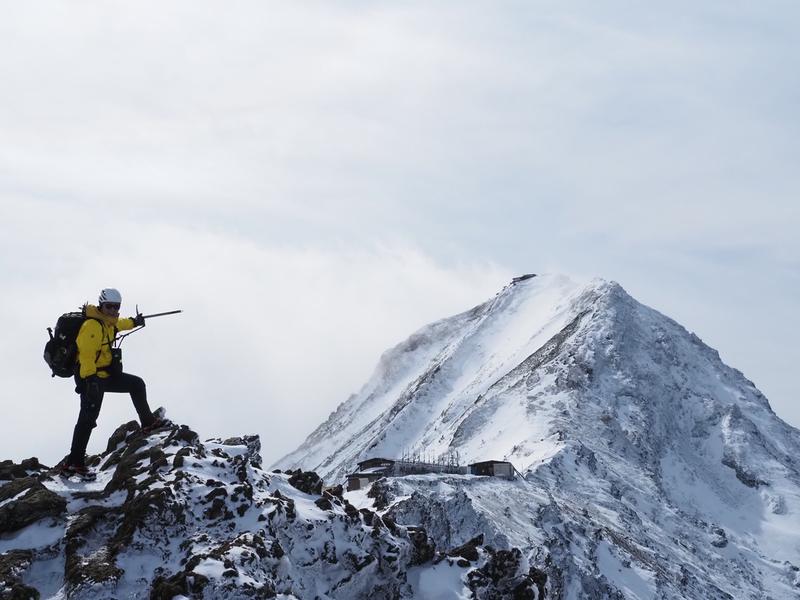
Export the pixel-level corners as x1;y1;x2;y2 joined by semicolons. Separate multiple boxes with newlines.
469;460;515;479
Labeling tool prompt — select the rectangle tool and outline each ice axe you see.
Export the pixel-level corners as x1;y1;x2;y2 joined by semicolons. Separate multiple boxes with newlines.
140;309;183;319
117;307;182;346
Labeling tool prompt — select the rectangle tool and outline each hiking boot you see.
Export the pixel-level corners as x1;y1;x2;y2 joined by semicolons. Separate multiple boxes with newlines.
58;462;97;481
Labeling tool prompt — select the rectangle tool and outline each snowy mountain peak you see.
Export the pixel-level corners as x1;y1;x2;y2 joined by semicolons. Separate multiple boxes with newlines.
275;273;634;480
274;274;800;598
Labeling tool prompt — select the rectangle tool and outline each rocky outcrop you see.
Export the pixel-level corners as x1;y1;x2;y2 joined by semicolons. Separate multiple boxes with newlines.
467;547;547;599
0;550;39;600
0;478;65;534
1;420;550;599
286;469;323;496
0;459;47;482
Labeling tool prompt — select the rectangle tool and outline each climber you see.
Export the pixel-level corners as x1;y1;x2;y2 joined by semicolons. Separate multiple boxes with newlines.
59;288;165;480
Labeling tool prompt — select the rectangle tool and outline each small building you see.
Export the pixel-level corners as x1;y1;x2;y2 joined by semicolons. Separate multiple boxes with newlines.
348;458;396;491
346;457;515;491
469;460;515;479
347;471;385;491
357;458;395;472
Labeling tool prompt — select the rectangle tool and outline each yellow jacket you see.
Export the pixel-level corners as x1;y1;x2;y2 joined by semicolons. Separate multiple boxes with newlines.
76;305;136;379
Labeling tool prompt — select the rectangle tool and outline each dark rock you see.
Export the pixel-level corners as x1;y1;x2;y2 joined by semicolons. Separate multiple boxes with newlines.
710;527;728;548
321;541;338;564
0;549;40;599
105;420;139;453
171;426;201;447
99;447;125;472
173;447;192;468
234;483;254;503
71;490;107;502
0;458;46;481
315;497;333;511
222;435;262;468
272;541;285;559
64;506;122;590
3;582;41;599
529;566;548;599
284;498;296;521
447;534;484;562
342;550;374;572
205;487;229;502
150;570;209;600
324;484;344;499
205;498;227;520
467;547;546;599
149;447;166;465
342;500;360;523
20;458;44;472
0;478;67;534
109;488;175;555
382;515;400;535
136;475;162;491
721;457;768;488
359;508;376;526
287;470;323;496
105;437;151;494
407;526;436;565
367;479;394;511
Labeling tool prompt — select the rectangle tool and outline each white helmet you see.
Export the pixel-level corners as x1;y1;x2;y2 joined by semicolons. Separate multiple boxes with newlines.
99;288;122;305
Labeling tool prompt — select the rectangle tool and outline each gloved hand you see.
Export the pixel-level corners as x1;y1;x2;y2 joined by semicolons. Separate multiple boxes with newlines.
133;313;146;327
84;375;102;402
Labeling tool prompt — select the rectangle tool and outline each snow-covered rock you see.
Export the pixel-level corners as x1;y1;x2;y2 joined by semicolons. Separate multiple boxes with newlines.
0;420;536;599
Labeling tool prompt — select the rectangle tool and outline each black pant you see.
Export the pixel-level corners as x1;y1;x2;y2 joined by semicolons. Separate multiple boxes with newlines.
68;371;155;466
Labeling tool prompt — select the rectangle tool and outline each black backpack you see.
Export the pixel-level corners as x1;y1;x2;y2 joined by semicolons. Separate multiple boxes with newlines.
44;308;97;378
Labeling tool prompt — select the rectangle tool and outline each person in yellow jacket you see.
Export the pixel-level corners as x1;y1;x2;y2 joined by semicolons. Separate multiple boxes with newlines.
61;288;164;479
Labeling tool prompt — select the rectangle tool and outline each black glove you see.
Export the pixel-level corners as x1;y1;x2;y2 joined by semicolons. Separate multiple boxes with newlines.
133;314;146;327
84;375;103;402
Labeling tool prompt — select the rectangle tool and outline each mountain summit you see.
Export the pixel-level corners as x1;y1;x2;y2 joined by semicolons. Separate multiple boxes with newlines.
276;274;800;598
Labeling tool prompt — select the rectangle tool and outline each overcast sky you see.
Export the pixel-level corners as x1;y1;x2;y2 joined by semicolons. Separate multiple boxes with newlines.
1;1;798;468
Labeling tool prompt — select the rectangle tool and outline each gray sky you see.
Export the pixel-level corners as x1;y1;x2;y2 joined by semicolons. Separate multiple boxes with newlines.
1;1;798;467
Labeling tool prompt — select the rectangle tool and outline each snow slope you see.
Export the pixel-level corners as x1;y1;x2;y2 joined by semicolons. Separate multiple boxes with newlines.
276;274;585;480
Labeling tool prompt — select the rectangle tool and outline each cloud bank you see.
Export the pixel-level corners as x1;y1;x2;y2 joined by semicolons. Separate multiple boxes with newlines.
1;1;798;463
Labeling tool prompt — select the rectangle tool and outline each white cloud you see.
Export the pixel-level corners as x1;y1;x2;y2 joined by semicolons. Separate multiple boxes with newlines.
0;217;511;465
1;1;798;465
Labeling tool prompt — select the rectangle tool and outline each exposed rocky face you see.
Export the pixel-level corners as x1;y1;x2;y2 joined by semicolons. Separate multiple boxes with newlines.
0;421;544;599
